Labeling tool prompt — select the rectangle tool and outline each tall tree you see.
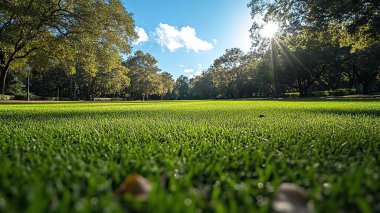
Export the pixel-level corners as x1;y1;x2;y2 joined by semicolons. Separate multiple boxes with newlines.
248;0;379;52
173;75;189;100
189;72;216;99
352;44;380;94
208;48;248;98
124;51;161;100
0;0;137;93
157;72;174;100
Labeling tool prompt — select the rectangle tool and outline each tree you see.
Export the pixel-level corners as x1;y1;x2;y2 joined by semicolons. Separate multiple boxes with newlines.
173;75;189;100
208;48;249;98
316;47;350;90
157;72;174;100
250;58;272;97
124;51;161;100
87;66;130;100
279;47;324;97
0;0;137;93
189;72;216;99
248;0;380;52
352;44;380;94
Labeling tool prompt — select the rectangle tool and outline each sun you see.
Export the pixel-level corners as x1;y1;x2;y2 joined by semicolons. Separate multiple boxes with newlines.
260;22;279;38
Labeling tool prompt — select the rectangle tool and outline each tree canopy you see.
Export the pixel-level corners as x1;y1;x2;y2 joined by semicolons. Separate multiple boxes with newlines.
0;0;137;93
248;0;380;52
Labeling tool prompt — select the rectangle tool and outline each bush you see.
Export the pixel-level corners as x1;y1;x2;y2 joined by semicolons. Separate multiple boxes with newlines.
329;88;357;96
284;92;299;98
310;91;329;97
14;93;42;100
94;98;113;101
0;94;14;100
307;89;357;97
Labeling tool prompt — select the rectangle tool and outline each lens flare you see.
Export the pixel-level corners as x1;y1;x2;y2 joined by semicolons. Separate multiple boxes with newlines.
260;22;279;38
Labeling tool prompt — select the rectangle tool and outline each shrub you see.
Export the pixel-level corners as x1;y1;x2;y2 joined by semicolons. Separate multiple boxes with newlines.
310;91;329;97
329;88;357;96
284;92;299;98
14;93;42;100
0;94;14;100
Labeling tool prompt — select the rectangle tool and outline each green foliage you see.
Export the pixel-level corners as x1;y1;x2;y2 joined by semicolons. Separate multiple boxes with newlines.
13;93;41;100
328;88;357;96
0;100;379;212
0;94;13;100
124;51;163;100
157;72;175;100
5;76;25;96
284;92;299;98
208;48;250;98
0;0;137;93
173;75;190;99
248;0;380;52
310;91;329;97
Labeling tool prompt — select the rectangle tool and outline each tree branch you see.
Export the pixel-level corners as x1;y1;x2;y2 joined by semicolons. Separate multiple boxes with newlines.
14;47;38;59
0;12;15;36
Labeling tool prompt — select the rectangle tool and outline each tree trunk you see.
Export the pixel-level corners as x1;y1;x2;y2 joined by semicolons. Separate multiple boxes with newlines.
0;68;7;94
57;87;60;101
362;82;370;94
299;89;307;98
0;49;6;94
69;75;73;99
74;80;77;100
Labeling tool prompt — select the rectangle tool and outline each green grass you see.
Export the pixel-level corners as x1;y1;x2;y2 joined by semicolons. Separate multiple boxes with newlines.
0;100;379;212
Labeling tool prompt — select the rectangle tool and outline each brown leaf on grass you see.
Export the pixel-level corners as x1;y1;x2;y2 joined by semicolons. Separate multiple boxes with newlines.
272;183;313;213
116;174;152;200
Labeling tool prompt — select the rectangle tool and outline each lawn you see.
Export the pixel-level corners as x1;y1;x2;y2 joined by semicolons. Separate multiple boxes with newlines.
0;100;379;212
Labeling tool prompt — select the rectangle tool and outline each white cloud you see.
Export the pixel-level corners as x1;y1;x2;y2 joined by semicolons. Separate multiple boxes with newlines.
184;69;194;73
179;64;185;68
212;39;218;45
134;27;149;45
155;23;213;52
189;71;202;79
187;64;203;78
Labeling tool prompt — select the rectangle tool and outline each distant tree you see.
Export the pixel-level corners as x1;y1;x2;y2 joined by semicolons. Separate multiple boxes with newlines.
250;58;272;97
189;72;216;99
124;51;161;100
87;66;130;100
40;67;69;99
173;75;189;100
157;72;174;100
352;44;380;94
208;48;249;98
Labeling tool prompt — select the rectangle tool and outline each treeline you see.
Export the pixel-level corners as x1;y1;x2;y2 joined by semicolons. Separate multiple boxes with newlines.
4;44;379;101
5;50;175;101
183;44;380;99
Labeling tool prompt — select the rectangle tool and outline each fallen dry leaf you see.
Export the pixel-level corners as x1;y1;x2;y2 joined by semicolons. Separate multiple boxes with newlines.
272;183;313;213
116;174;152;200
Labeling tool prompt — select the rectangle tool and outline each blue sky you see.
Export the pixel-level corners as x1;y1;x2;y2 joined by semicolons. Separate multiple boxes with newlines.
122;0;252;79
